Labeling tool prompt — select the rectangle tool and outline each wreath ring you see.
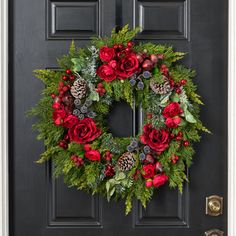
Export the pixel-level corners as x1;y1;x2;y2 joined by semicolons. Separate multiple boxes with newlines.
30;26;209;214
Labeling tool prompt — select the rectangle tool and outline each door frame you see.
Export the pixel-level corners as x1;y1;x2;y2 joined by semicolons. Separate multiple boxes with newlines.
0;0;235;235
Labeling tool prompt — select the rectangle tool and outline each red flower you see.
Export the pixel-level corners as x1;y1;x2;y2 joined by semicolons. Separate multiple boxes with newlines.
108;60;118;69
153;174;168;188
165;117;181;128
116;53;139;79
85;149;101;161
97;65;116;82
68;118;102;144
142;164;155;179
99;46;115;62
140;124;170;154
163;102;182;118
53;108;66;126
63;115;79;128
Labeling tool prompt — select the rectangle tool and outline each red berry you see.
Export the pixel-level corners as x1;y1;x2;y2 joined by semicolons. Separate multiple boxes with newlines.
181;79;187;85
125;47;130;53
177;131;183;137
113;44;118;50
176;88;182;94
71;155;78;161
118;44;123;49
170;133;175;139
147;113;153;119
59;81;64;87
169;79;175;87
63;86;68;92
183;141;190;147
62;75;68;81
97;83;103;88
176;136;182;141
176;82;181;87
157;54;164;60
65;69;71;75
51;93;56;99
101;88;106;93
69;75;75;81
58;140;67;149
127;41;134;48
84;144;91;151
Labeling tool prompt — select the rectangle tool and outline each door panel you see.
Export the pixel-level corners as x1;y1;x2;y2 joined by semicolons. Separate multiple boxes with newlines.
9;0;228;235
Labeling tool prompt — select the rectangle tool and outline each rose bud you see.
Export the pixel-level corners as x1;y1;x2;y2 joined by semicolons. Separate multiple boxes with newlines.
153;174;168;188
84;144;91;151
155;162;163;172
145;154;155;164
145;179;153;188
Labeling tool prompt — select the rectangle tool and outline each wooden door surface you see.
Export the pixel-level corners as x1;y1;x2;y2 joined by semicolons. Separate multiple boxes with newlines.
9;0;228;235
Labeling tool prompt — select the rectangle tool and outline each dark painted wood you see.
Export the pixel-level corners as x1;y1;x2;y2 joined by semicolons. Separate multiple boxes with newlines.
9;0;228;235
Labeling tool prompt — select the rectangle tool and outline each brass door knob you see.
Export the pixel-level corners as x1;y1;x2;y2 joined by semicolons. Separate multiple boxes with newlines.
208;199;221;212
205;229;224;236
206;195;223;216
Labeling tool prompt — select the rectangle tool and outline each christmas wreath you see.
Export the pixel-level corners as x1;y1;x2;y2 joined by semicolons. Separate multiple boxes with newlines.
29;26;209;214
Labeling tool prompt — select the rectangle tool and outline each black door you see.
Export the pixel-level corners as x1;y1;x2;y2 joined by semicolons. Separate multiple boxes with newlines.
9;0;228;235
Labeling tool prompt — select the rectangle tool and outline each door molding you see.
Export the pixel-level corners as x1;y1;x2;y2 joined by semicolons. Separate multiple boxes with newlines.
0;0;8;235
228;0;236;235
0;0;235;236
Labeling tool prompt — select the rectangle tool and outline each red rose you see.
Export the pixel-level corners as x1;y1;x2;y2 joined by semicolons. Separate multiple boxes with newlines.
117;53;139;79
97;65;116;82
163;102;182;118
63;115;79;128
165;117;181;128
85;150;101;161
53;108;66;126
109;60;118;69
68;118;102;144
153;174;168;188
140;124;169;154
99;46;115;62
142;164;155;179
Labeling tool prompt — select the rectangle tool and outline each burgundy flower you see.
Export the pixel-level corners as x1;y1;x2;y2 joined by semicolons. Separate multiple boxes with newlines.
97;64;116;82
63;115;79;128
140;124;170;154
53;108;66;126
85;150;101;161
142;164;155;179
116;53;139;79
163;102;183;118
165;117;181;128
68;118;102;144
153;174;168;188
99;46;115;62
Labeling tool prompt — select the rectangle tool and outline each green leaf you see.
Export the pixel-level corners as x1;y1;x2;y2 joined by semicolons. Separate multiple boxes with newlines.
88;82;99;101
172;93;180;102
115;172;126;181
71;58;84;72
184;108;197;123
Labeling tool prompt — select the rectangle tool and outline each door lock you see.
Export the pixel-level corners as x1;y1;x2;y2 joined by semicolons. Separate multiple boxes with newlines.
205;229;224;236
206;195;223;216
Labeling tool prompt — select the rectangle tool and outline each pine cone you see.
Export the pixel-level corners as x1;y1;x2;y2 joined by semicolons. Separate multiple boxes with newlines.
70;78;87;99
150;76;171;95
117;152;136;171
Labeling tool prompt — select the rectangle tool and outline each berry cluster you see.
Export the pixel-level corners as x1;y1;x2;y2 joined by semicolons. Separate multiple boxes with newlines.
71;154;84;167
